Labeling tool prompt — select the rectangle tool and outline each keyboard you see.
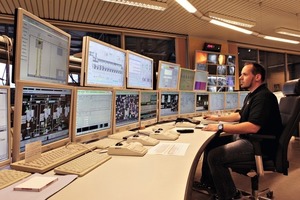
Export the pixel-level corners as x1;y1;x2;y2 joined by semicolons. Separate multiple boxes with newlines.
108;131;136;140
0;169;31;190
10;143;93;174
91;138;123;149
54;151;112;177
107;142;148;156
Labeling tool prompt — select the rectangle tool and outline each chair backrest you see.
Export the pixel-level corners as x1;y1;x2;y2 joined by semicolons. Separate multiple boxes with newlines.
276;79;300;175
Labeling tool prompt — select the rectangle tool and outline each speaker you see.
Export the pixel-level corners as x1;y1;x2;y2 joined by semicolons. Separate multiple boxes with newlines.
203;43;221;52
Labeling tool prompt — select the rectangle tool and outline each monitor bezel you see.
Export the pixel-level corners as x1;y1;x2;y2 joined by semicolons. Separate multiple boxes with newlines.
126;50;154;90
179;90;196;118
140;90;158;128
225;92;239;110
0;86;11;167
82;36;126;89
12;8;71;84
113;89;140;134
72;87;114;143
179;68;195;91
158;90;179;122
156;60;180;90
12;81;73;162
194;70;208;92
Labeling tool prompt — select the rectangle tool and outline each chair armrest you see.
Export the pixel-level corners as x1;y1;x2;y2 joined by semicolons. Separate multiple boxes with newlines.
247;134;276;176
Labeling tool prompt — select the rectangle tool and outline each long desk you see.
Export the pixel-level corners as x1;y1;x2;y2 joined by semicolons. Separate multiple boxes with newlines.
48;129;216;200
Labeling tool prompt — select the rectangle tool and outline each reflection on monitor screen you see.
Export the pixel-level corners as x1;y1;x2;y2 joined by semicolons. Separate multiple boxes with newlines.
179;91;195;117
73;88;113;143
13;8;70;84
82;36;126;88
127;50;153;89
179;68;195;90
12;82;73;161
209;92;225;111
114;90;140;133
0;86;10;167
157;61;180;90
239;91;249;108
225;92;239;110
194;70;208;91
195;92;209;113
140;91;158;127
159;91;179;121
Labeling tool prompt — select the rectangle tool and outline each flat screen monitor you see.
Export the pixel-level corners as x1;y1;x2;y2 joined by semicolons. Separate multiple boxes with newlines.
114;90;140;133
195;92;209;113
72;87;113;143
12;81;73;162
158;90;179;122
179;68;195;91
239;91;249;108
12;8;70;84
179;91;195;118
209;92;225;111
82;36;126;88
156;61;180;90
195;51;207;70
0;86;10;167
194;70;208;91
140;91;158;127
126;50;153;90
225;92;239;110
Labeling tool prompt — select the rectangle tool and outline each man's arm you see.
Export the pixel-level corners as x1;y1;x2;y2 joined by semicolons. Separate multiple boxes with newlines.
204;112;240;122
203;121;261;135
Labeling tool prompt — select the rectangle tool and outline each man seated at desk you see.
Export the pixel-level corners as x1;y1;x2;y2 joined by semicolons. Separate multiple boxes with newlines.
193;62;283;200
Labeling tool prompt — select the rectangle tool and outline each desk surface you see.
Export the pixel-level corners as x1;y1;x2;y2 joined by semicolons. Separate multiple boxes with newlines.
48;130;216;200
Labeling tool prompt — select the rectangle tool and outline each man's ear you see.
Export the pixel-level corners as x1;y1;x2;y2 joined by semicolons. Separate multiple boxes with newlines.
255;74;261;81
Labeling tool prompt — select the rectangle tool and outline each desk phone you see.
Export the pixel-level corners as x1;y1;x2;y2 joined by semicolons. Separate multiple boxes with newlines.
107;141;147;156
138;128;179;141
127;134;159;146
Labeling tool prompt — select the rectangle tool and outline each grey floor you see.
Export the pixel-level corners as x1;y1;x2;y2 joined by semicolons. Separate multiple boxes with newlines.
191;137;300;200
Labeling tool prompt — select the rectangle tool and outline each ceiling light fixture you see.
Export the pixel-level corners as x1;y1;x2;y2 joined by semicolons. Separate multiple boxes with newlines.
101;0;167;11
263;35;300;44
208;12;256;28
175;0;197;13
210;19;253;35
275;27;300;38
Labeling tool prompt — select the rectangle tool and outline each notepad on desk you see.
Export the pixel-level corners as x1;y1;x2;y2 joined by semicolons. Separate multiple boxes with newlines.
14;176;58;192
148;143;189;156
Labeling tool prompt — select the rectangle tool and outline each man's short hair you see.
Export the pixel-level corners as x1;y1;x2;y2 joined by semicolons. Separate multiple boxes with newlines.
244;62;266;82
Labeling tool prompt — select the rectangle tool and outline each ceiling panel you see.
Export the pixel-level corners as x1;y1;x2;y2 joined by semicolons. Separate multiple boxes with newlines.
0;0;300;51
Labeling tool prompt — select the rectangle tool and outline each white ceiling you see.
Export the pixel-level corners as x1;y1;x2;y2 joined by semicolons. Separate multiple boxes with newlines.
1;0;300;52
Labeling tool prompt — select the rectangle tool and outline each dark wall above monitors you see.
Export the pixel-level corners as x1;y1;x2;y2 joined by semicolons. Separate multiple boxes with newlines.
13;8;71;84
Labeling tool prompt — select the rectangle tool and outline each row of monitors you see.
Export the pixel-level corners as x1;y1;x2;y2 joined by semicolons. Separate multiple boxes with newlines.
12;8;208;91
0;83;249;165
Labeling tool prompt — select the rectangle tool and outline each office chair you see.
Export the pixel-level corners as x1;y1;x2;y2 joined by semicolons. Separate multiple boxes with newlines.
229;78;300;200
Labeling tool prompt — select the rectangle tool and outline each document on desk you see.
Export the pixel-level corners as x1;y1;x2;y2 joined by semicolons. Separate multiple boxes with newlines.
148;143;189;156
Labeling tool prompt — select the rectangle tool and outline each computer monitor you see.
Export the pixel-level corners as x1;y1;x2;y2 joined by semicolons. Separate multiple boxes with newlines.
12;8;70;84
126;50;153;90
140;90;158;127
179;68;195;91
158;90;179;122
225;92;239;110
195;92;209;113
207;53;218;64
239;91;249;108
209;92;225;111
195;51;207;70
113;90;140;133
81;36;126;88
194;70;208;91
12;81;73;162
179;91;195;118
72;87;113;143
156;61;180;90
0;86;10;167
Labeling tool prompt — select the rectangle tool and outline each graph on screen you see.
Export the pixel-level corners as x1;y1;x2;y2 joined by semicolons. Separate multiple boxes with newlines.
179;68;195;90
157;61;180;90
